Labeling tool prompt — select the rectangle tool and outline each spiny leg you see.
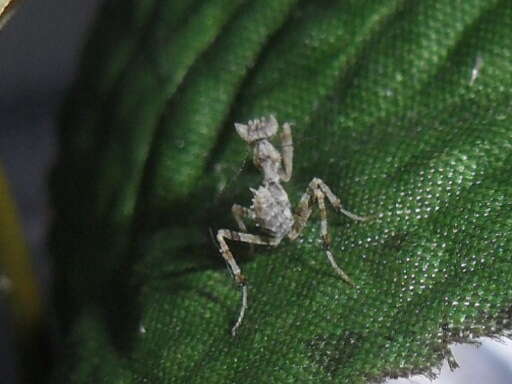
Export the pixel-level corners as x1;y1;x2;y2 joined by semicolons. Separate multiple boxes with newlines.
216;229;275;336
315;188;355;286
313;178;368;221
289;178;367;284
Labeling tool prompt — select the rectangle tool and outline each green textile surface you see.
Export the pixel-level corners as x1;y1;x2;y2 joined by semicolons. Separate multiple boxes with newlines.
50;1;512;383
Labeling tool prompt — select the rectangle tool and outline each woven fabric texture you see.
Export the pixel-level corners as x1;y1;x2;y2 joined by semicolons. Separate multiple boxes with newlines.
51;0;512;383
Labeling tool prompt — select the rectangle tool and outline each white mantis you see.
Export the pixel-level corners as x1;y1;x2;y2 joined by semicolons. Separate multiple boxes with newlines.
216;116;368;335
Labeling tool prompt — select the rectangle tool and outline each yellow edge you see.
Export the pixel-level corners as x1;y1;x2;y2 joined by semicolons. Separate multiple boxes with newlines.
0;163;41;329
0;0;22;30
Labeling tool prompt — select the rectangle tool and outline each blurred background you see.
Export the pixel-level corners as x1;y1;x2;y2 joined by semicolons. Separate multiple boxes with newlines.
0;1;510;383
0;0;102;382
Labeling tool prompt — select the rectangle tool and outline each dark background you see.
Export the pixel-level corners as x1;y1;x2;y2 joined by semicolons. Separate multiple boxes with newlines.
0;1;510;383
0;0;102;381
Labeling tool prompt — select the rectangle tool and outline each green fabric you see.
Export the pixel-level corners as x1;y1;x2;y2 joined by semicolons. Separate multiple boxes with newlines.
51;0;512;382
